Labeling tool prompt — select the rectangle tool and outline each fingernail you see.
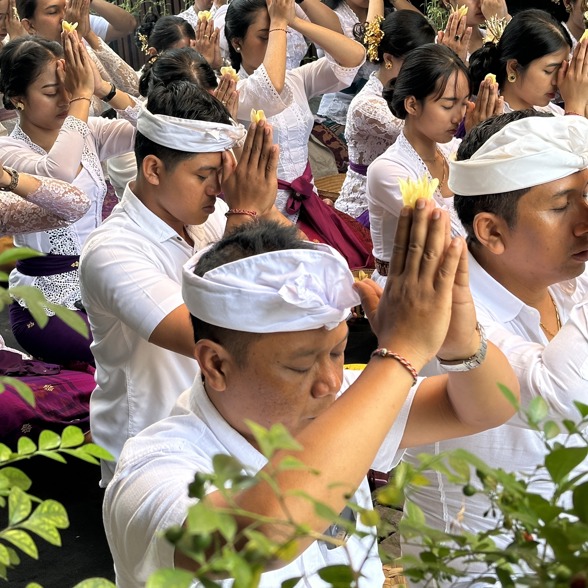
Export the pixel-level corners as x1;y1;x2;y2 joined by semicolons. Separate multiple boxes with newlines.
416;199;426;209
432;209;441;219
400;207;410;216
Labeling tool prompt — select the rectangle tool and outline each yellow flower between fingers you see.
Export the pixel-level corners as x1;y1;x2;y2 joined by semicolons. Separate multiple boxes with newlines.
198;10;212;20
61;20;78;32
398;175;439;208
451;4;468;18
484;73;497;84
580;28;588;42
250;109;266;124
220;66;239;82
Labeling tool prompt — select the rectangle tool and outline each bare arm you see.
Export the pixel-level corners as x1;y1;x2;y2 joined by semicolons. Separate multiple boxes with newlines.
90;0;137;41
296;0;342;34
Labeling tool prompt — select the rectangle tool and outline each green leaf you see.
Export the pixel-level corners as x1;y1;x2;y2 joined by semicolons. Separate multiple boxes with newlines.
545;447;588;484
47;303;89;338
72;579;117;588
1;529;38;559
0;443;12;462
35;451;67;464
38;430;61;451
281;578;303;588
212;454;245;486
1;377;35;407
0;467;32;492
0;543;10;566
61;449;99;465
245;421;302;459
17;437;37;456
0;247;43;265
60;426;86;448
359;509;380;527
403;500;426;526
78;443;114;461
498;383;519;411
9;486;32;525
146;568;195;588
25;584;44;588
573;481;588;524
314;501;340;524
527;397;549;425
20;500;69;545
574;401;588;418
542;420;560;440
317;564;356;585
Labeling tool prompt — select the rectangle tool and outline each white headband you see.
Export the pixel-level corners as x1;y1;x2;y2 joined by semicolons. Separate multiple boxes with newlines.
182;244;360;333
449;115;588;196
137;106;246;152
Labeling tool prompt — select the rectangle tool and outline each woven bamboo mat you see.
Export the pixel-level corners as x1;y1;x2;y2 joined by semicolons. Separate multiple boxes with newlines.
382;565;408;587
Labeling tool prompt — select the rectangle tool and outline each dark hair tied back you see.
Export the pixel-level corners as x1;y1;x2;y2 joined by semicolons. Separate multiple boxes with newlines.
225;0;267;70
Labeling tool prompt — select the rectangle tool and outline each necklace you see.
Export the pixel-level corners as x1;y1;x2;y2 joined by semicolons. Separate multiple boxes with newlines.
539;293;562;339
422;148;448;189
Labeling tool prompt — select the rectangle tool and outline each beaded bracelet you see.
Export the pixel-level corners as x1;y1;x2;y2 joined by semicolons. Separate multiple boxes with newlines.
269;28;288;33
69;96;92;105
370;348;418;385
225;209;258;218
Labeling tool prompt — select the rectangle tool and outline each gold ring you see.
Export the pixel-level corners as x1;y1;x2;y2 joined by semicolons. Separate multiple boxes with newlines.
204;35;209;39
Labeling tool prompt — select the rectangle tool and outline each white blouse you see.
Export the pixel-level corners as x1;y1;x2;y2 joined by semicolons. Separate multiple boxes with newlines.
236;54;362;221
0;177;90;235
367;132;465;286
336;72;403;218
0;114;136;313
316;1;377;125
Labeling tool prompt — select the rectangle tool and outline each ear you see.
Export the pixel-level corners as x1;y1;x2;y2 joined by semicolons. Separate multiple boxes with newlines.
404;95;419;116
230;37;241;52
140;154;165;186
506;59;519;77
194;339;233;393
21;18;34;34
472;212;507;255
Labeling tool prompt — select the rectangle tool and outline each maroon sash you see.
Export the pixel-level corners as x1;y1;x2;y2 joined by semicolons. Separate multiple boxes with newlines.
278;162;373;270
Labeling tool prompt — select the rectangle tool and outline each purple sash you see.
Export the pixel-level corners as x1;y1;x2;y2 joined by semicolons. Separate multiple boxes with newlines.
16;254;80;277
278;162;373;270
348;162;368;176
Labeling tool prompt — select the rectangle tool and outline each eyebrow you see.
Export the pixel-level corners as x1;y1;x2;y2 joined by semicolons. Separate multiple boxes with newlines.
41;82;59;89
550;189;575;199
290;330;350;358
196;165;221;172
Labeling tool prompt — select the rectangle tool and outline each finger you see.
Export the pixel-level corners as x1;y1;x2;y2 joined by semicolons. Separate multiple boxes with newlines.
353;279;383;323
246;120;266;169
433;236;463;294
495;95;504;116
450;237;469;289
417;206;450;283
221;149;237;182
388;205;413;278
265;143;279;181
461;26;472;48
238;121;257;167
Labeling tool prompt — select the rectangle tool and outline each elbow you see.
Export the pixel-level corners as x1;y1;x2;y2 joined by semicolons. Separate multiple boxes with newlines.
340;42;365;69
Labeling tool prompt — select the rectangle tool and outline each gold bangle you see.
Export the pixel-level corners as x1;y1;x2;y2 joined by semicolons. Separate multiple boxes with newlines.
69;96;92;104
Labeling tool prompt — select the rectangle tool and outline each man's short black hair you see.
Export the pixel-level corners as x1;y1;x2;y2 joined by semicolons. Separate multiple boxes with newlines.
134;80;231;172
190;221;315;365
453;110;554;247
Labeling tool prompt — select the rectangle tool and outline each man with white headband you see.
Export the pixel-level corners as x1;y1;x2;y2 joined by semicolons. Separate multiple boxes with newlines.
103;212;520;587
79;80;281;486
402;111;588;586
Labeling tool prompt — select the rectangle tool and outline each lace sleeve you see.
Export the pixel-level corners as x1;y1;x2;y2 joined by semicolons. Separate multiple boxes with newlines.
236;64;294;120
91;38;140;97
0;177;90;235
347;97;403;165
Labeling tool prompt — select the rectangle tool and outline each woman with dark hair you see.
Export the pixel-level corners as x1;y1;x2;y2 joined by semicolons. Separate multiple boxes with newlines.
367;43;472;286
469;8;587;115
561;0;587;49
135;14;196;57
0;33;137;365
336;9;435;221
224;0;374;269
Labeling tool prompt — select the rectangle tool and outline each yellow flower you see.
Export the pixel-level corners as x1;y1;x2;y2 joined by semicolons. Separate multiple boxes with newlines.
61;20;78;32
398;175;439;208
220;66;239;82
580;29;588;42
451;4;468;18
250;109;266;124
198;10;212;20
484;73;497;84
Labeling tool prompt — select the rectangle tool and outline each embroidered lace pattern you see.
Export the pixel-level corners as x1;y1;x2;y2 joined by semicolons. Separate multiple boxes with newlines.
336;74;404;218
89;38;140;97
10;118;105;315
0;177;89;234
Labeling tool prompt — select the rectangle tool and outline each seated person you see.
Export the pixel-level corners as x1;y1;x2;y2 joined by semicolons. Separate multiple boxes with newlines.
80;80;282;486
402;112;588;586
104;212;520;587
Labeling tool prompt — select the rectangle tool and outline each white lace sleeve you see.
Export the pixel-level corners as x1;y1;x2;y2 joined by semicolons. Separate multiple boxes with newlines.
91;38;140;97
0;177;90;235
346;97;403;166
236;64;294;120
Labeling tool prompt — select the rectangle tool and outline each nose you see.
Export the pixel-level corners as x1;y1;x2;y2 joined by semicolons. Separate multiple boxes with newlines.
310;362;342;399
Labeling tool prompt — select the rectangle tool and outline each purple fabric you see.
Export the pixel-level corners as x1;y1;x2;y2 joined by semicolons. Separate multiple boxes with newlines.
348;162;368;176
0;365;95;446
455;119;467;139
9;304;94;366
16;254;80;277
356;209;370;229
0;349;61;376
278;162;373;270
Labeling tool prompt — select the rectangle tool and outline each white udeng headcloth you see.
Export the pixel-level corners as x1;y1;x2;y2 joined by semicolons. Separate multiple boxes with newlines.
448;115;588;196
182;243;360;333
137;106;247;152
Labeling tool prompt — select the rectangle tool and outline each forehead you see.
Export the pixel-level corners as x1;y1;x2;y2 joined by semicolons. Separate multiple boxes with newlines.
35;0;65;11
520;169;588;204
247;8;269;32
0;0;8;12
531;48;570;67
176;151;223;169
434;70;470;100
28;59;60;88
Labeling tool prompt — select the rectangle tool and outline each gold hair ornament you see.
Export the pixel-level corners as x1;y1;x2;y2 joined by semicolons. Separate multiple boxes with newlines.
137;31;150;55
363;15;384;63
484;15;509;44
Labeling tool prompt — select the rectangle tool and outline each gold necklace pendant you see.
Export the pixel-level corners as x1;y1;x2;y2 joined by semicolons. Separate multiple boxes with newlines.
539;293;561;339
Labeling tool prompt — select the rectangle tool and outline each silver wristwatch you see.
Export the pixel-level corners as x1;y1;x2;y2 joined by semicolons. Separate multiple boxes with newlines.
437;323;488;372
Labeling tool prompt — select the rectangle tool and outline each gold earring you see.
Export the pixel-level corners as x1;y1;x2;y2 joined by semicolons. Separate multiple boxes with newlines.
15;102;24;111
507;73;516;83
384;61;392;69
